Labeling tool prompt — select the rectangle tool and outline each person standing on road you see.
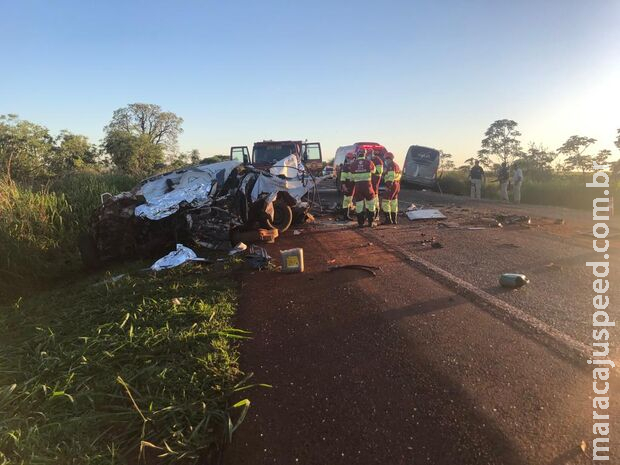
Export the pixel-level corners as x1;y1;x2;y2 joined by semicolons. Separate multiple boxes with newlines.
339;151;356;220
350;148;377;227
367;149;384;218
381;152;401;224
498;162;509;202
512;162;523;204
469;160;485;200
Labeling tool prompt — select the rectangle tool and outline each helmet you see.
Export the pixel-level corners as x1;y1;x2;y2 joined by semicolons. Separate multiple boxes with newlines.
385;152;394;160
356;148;366;158
345;151;355;160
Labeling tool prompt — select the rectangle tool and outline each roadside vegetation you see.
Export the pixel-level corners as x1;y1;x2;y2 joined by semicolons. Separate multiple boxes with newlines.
436;121;620;208
0;264;254;464
0;105;258;463
436;170;620;210
0;173;137;301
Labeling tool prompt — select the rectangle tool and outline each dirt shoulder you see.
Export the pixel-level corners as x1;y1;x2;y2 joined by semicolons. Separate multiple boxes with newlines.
225;227;616;465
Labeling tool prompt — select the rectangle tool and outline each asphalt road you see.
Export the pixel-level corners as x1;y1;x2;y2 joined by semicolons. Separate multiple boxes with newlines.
318;183;619;352
225;227;618;464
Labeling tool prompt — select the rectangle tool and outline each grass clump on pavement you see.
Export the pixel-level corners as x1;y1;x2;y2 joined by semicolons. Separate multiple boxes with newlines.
0;264;253;464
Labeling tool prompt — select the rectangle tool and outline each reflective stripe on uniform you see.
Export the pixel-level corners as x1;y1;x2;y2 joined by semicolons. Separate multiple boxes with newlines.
342;195;353;208
355;197;377;213
384;171;402;182
381;198;399;213
351;172;372;182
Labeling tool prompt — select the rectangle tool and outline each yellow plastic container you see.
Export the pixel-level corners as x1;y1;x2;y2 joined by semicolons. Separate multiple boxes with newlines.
280;248;304;273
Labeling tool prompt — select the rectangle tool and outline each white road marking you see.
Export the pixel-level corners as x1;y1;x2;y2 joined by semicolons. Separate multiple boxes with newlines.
360;229;593;366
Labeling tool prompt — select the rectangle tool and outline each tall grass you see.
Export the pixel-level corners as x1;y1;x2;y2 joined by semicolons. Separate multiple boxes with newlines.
0;172;138;302
48;171;138;233
0;180;73;298
0;265;256;464
436;171;619;209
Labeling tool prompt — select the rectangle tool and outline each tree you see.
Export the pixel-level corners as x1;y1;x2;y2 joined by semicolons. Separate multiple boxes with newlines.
104;131;164;175
557;135;596;175
0;114;54;181
478;119;522;165
200;155;229;164
48;131;99;174
103;103;182;174
594;149;612;167
611;160;620;181
515;143;556;181
612;129;620;181
439;151;455;171
104;103;184;151
190;149;200;164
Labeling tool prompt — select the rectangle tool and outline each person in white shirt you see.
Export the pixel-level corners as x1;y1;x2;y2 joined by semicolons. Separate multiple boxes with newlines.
512;163;523;204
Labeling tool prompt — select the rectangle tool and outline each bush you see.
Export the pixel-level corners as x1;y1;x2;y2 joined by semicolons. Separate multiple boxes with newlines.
436;171;500;199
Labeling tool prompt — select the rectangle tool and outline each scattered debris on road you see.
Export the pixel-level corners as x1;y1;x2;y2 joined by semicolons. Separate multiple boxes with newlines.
438;221;460;229
406;209;447;221
328;264;381;276
495;214;531;226
544;262;563;271
231;227;279;245
245;245;272;270
499;273;530;288
229;242;248;255
150;244;208;271
281;248;305;273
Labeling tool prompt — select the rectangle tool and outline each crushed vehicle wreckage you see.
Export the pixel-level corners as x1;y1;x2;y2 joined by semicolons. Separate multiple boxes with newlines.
78;155;323;268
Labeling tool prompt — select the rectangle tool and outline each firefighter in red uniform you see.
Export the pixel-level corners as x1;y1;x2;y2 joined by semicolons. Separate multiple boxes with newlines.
381;152;402;224
339;151;356;220
367;149;384;219
368;149;384;194
350;148;377;227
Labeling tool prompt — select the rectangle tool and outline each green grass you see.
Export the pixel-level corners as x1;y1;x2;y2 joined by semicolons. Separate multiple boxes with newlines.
47;172;138;235
0;263;256;465
436;171;619;209
0;172;139;303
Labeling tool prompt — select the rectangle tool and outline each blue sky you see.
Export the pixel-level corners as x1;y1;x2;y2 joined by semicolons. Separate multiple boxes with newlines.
1;0;619;164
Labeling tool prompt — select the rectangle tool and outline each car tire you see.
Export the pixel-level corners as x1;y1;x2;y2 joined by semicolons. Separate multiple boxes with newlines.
267;202;293;232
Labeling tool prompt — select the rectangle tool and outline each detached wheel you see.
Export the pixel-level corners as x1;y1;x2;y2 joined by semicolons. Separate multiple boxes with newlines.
267;202;293;232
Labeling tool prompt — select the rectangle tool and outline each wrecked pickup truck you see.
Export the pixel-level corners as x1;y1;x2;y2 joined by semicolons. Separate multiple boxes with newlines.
78;155;323;268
